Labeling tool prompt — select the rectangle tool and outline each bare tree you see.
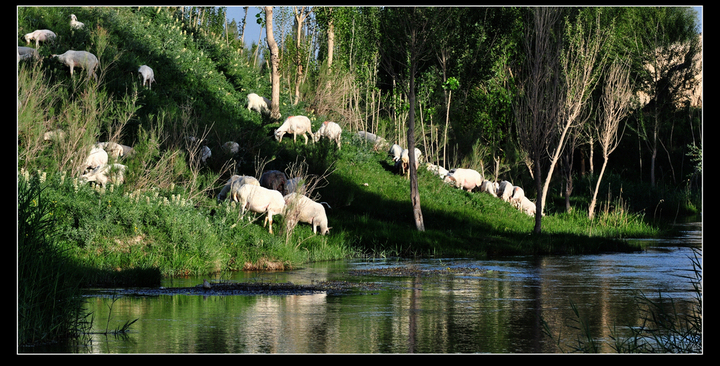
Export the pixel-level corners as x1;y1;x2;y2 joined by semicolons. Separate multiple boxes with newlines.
588;60;633;219
265;6;281;120
513;7;564;233
538;9;609;215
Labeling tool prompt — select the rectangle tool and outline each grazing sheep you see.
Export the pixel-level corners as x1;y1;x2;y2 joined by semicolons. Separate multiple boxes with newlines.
515;196;537;216
99;142;123;159
217;174;260;203
397;148;423;175
496;180;513;202
357;131;388;151
52;50;99;81
97;141;134;159
247;93;271;115
388;144;403;162
70;14;84;29
17;46;39;61
509;186;525;205
284;193;330;235
285;177;306;195
479;180;498;197
24;29;56;48
138;65;155;89
259;170;288;194
84;144;109;172
443;168;483;192
426;163;450;179
221;141;239;155
275;115;313;144
80;163;127;187
235;184;286;234
313;121;343;149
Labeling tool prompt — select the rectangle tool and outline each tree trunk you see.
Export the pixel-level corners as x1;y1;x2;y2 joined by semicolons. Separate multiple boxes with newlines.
562;149;574;212
265;7;281;120
650;125;658;187
533;155;543;234
293;7;310;106
240;7;248;46
327;19;335;68
588;157;609;219
408;62;425;232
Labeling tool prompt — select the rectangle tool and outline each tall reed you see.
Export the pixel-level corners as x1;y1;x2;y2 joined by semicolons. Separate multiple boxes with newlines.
18;173;91;346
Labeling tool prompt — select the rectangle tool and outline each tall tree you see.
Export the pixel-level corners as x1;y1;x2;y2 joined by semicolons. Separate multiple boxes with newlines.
292;6;313;105
379;7;448;232
627;7;700;187
513;7;564;234
239;6;248;46
538;8;610;216
589;59;633;219
265;6;281;120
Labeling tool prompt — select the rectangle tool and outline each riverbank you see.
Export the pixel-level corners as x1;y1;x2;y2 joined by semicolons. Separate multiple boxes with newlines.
20;137;671;288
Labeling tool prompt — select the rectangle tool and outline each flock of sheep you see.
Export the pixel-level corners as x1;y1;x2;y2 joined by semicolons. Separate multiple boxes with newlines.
21;14;159;192
206;93;345;236
19;14;156;92
21;12;538;238
214;94;540;237
386;142;539;217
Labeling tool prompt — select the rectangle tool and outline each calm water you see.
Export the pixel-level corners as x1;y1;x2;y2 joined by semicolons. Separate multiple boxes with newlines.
36;222;703;354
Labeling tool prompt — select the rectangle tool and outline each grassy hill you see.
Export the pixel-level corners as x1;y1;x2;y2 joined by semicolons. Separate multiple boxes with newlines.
18;7;663;281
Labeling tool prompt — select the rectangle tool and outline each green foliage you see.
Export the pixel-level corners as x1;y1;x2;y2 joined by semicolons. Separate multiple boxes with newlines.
17;6;694;284
18;173;91;346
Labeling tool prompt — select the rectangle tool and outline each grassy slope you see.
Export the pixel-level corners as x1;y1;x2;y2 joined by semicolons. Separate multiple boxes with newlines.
305;136;648;258
18;7;655;282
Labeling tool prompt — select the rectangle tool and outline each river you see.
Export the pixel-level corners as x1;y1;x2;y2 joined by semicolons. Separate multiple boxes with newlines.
34;221;703;354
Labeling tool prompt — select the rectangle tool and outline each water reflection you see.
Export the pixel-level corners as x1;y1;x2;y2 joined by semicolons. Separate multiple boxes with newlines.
70;223;702;353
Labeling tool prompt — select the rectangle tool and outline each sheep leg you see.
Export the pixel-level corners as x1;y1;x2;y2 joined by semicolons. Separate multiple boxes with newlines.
266;213;274;234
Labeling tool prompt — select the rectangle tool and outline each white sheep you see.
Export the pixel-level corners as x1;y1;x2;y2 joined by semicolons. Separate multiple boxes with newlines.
496;180;513;202
357;131;388;151
217;174;260;203
443;168;483;192
275;115;313;144
70;14;84;29
84;144;109;172
97;141;135;159
509;186;525;205
17;46;39;61
388;144;403;162
284;192;330;235
24;29;56;48
235;184;286;234
138;65;155;89
80;163;127;187
426;163;450;179
397;147;423;175
479;180;498;197
52;50;99;81
247;93;271;115
313;121;343;149
515;196;537;216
